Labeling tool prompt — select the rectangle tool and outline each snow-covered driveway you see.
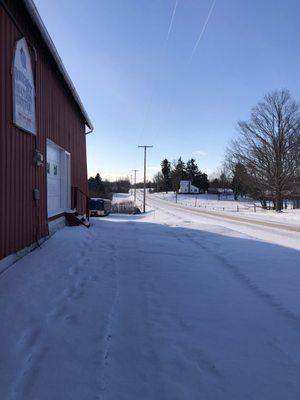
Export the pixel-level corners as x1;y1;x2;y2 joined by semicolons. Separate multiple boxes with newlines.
1;201;300;400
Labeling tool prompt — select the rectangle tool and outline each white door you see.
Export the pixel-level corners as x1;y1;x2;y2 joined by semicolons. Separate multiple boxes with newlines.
47;141;71;216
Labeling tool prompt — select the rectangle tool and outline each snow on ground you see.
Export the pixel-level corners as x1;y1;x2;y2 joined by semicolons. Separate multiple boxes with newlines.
112;192;134;204
152;192;300;226
0;198;300;399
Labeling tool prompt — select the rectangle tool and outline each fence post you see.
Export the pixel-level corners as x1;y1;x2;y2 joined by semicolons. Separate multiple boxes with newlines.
254;204;256;213
195;196;197;207
237;205;239;212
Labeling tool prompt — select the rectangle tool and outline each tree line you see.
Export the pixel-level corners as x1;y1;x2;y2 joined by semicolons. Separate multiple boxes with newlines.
152;158;248;195
88;173;130;198
153;158;209;193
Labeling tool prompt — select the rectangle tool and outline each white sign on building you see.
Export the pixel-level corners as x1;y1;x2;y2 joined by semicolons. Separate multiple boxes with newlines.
13;37;36;135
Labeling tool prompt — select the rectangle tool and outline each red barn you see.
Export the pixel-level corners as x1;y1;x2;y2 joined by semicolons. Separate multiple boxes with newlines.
0;0;93;267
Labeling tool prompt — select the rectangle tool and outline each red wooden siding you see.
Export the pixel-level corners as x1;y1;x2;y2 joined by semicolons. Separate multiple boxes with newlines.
0;0;89;260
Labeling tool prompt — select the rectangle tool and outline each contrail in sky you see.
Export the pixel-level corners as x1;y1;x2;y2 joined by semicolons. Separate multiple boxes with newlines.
190;0;217;61
137;0;179;147
165;0;179;44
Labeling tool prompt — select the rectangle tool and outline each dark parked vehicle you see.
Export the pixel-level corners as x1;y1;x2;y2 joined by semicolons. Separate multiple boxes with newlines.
89;198;111;217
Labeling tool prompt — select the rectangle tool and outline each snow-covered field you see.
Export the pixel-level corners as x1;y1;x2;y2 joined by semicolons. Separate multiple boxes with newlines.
111;192;134;204
152;192;300;226
1;197;300;399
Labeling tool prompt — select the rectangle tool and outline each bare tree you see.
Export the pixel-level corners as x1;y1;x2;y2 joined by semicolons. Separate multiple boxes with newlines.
228;89;300;211
153;172;164;192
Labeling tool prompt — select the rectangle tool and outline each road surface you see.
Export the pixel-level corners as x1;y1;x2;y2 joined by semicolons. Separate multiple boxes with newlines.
0;197;300;400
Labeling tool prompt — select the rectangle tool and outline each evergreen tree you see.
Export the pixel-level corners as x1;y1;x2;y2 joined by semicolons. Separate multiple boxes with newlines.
88;176;96;194
161;159;171;192
95;173;105;192
95;173;105;193
193;172;209;192
88;173;105;195
171;157;186;191
186;158;199;181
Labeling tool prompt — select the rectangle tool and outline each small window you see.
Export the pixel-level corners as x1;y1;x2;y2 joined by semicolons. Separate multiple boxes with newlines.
47;162;50;174
53;164;58;176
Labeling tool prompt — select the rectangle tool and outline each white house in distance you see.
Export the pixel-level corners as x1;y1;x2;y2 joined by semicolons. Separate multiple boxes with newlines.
179;180;199;194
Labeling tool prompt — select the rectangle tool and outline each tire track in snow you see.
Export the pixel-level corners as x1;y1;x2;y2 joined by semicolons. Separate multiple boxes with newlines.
130;206;224;389
143;203;300;386
97;220;167;399
148;199;300;327
150;222;225;382
147;231;228;390
177;224;300;329
132;221;168;399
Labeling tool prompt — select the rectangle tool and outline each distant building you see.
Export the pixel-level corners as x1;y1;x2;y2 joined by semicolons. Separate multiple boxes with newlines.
179;181;199;194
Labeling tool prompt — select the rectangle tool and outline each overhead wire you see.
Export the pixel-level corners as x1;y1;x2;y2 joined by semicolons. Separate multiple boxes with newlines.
134;0;217;178
190;0;217;63
134;0;179;176
165;0;179;45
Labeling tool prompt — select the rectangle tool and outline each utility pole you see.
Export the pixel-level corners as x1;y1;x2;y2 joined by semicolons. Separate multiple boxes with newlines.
132;169;139;204
130;174;133;196
138;145;153;213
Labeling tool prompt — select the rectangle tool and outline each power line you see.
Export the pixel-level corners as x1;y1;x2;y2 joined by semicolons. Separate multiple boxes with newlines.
190;0;217;62
136;0;179;150
165;0;179;45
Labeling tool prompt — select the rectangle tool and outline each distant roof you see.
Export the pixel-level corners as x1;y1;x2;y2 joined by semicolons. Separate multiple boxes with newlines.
22;0;94;132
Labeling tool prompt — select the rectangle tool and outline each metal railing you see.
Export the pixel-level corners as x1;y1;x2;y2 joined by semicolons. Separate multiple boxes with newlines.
72;186;90;221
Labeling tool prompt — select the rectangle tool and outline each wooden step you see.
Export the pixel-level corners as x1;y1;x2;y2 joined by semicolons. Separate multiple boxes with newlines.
65;212;90;228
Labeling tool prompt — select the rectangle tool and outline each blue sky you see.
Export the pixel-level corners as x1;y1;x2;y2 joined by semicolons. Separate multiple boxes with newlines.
35;0;300;181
